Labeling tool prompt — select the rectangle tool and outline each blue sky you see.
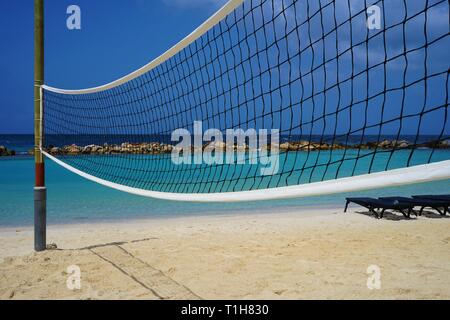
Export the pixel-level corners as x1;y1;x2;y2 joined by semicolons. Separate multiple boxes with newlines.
0;0;228;133
0;0;448;136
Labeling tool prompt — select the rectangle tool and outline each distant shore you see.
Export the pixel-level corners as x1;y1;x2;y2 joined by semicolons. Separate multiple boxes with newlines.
36;138;450;156
1;138;449;157
0;146;15;157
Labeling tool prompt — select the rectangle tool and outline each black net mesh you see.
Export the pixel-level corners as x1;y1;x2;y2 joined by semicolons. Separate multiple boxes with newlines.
43;0;449;195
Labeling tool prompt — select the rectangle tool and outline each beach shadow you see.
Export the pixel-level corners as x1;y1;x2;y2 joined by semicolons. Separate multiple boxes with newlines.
80;237;159;250
419;210;450;219
354;210;415;221
87;244;201;300
47;237;201;299
353;209;449;221
50;237;159;251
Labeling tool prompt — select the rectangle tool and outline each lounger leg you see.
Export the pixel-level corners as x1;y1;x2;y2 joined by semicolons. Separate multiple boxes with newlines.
379;209;385;219
344;200;350;213
433;207;444;216
405;207;411;219
419;207;424;216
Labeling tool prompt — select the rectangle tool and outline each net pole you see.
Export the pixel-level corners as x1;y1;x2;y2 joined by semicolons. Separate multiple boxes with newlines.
34;0;46;252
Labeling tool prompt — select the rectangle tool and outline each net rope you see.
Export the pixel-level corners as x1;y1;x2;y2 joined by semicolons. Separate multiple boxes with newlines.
42;0;450;200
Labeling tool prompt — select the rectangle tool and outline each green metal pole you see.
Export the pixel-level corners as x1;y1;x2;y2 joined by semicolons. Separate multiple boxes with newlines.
34;0;46;252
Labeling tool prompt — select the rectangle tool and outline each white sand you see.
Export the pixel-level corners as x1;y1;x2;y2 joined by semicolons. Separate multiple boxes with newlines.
0;207;449;299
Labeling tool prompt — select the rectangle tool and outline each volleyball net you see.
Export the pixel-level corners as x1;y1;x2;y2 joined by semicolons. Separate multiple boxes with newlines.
41;0;449;202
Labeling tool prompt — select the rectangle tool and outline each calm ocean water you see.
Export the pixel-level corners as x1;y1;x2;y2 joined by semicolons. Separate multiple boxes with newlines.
0;135;449;227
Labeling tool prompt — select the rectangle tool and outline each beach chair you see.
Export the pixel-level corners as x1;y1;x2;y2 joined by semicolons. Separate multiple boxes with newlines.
380;196;450;216
344;197;413;219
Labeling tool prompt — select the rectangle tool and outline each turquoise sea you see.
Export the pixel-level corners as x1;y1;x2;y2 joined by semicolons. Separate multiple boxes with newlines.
0;135;449;227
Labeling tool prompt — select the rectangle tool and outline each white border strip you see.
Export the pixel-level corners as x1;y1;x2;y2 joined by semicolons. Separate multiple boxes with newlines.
41;149;450;202
42;0;245;95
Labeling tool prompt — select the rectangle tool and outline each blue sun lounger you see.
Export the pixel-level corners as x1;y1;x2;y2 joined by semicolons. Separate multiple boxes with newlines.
344;197;413;219
380;196;450;216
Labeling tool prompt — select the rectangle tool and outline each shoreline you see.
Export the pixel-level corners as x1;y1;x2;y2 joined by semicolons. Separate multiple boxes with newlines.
0;201;346;229
0;203;342;231
1;207;449;299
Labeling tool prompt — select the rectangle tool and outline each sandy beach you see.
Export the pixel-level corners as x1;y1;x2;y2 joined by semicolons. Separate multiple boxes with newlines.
0;207;449;300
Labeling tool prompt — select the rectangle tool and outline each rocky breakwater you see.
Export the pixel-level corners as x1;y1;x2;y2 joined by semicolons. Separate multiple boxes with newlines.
279;141;347;151
358;139;450;150
0;146;15;156
46;142;174;156
279;139;450;151
44;139;450;156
